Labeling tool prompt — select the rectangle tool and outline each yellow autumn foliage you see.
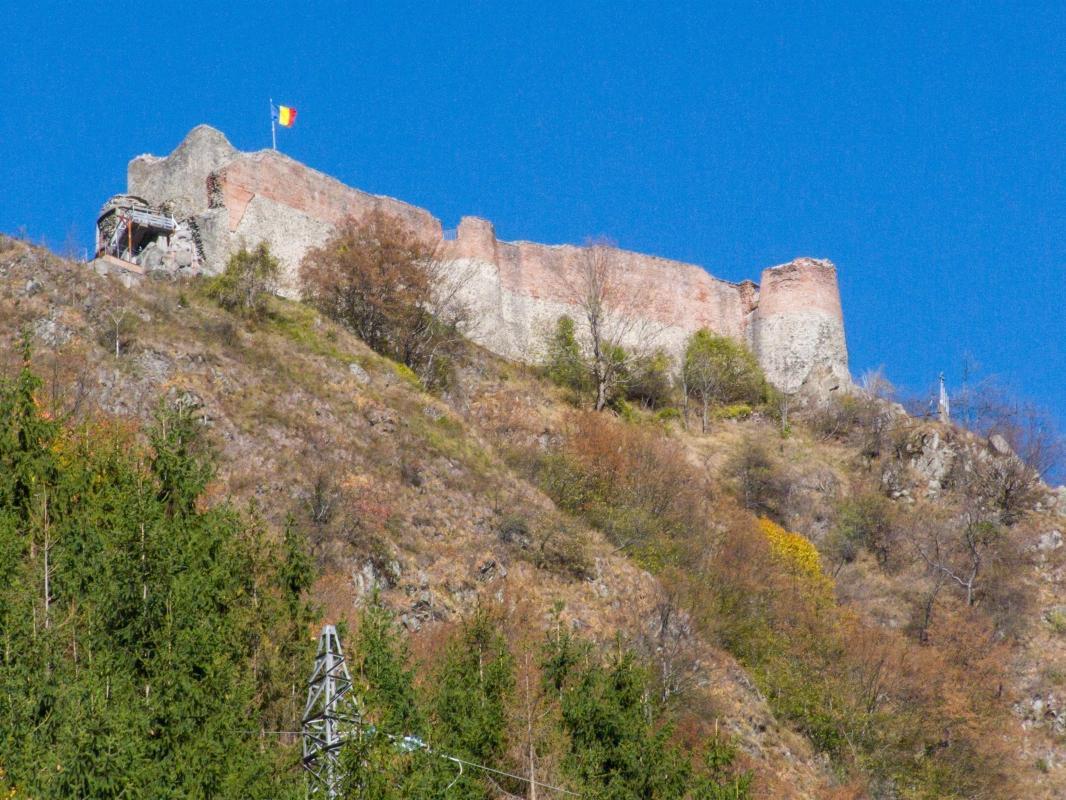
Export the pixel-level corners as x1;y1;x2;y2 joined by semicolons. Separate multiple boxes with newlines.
758;518;833;596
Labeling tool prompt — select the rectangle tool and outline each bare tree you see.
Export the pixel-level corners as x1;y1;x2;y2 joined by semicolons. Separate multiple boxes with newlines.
944;363;1062;481
551;240;659;411
510;649;562;800
859;366;897;402
911;568;947;644
910;517;991;607
102;308;135;357
970;451;1043;525
637;597;703;704
61;223;82;262
992;402;1063;481
906;501;1003;609
417;252;478;387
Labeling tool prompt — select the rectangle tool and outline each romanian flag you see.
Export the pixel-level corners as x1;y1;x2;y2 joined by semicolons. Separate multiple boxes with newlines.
277;105;296;127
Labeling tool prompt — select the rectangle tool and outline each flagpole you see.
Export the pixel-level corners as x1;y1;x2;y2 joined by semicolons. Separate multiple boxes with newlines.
270;97;277;150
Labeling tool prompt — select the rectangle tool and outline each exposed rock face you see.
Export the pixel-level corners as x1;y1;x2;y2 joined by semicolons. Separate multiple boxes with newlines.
129;126;238;220
136;226;201;276
128;126;439;298
116;126;851;395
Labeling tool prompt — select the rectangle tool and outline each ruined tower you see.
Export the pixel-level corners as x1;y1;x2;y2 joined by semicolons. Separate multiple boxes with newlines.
751;258;849;395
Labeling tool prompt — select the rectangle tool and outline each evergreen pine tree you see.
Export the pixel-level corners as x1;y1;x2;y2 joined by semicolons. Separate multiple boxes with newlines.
0;357;313;799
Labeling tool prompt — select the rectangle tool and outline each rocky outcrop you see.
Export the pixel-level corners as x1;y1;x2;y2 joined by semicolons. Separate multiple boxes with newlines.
109;126;851;396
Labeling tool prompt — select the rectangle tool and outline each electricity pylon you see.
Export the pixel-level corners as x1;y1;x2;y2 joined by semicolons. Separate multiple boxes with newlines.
302;625;362;799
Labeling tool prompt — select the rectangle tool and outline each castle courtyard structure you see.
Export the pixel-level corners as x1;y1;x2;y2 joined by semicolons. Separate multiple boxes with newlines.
97;125;850;396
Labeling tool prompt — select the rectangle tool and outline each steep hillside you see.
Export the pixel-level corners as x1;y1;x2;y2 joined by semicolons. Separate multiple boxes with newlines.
0;238;835;796
2;235;1064;798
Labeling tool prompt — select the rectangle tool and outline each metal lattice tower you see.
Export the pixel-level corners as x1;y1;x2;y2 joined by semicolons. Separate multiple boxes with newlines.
302;625;362;799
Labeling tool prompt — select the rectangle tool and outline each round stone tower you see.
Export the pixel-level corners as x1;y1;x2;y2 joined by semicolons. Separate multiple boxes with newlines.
751;258;850;396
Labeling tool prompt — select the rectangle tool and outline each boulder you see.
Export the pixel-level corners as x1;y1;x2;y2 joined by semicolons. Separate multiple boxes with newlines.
989;433;1013;457
1037;530;1063;552
907;429;956;497
348;362;371;384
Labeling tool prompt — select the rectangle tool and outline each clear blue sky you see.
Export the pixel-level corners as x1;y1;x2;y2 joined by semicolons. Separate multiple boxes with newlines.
2;2;1062;427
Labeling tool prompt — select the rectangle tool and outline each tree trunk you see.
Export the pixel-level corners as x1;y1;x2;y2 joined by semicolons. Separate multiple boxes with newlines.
595;377;608;412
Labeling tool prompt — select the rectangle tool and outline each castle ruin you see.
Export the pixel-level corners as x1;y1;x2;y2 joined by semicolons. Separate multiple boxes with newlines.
97;125;850;396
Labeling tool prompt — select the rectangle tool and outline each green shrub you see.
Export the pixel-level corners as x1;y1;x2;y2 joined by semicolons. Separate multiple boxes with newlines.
1045;609;1066;636
827;492;897;569
205;241;280;321
682;330;768;431
625;349;675;409
544;315;592;399
531;520;592;579
715;403;754;421
809;393;893;459
722;437;789;522
497;514;531;546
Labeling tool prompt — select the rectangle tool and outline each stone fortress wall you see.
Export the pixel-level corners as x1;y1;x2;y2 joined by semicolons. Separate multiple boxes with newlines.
122;125;850;395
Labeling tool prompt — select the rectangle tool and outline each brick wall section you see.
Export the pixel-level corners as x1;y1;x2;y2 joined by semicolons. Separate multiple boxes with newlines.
752;258;849;394
214;151;442;241
441;217;757;339
757;258;844;319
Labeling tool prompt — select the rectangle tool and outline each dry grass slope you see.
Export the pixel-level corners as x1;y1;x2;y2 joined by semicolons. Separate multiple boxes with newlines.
3;235;1065;797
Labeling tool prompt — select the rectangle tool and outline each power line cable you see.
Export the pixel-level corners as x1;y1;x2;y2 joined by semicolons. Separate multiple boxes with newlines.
380;730;581;797
239;728;581;796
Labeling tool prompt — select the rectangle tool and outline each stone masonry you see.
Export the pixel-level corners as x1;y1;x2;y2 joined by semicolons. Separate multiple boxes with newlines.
118;125;850;395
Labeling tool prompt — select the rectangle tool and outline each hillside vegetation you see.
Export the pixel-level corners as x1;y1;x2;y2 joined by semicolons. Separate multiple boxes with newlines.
0;232;1064;799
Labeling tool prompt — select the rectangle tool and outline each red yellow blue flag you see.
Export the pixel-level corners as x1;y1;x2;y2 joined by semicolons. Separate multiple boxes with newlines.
277;105;296;127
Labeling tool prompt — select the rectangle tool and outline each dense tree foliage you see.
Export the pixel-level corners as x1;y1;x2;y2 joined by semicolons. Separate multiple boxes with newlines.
544;320;771;420
0;352;314;798
682;330;767;431
339;600;751;799
546;631;690;799
531;409;1022;798
544;316;593;400
299;211;471;389
544;315;675;412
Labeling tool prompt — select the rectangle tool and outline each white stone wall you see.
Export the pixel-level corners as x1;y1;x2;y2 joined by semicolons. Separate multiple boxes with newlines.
452;257;709;368
752;310;849;394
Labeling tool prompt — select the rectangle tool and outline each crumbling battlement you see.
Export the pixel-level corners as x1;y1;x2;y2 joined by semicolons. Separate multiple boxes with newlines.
107;126;850;395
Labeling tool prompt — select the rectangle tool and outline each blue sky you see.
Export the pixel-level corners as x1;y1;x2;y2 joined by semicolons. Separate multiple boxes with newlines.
2;2;1062;428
